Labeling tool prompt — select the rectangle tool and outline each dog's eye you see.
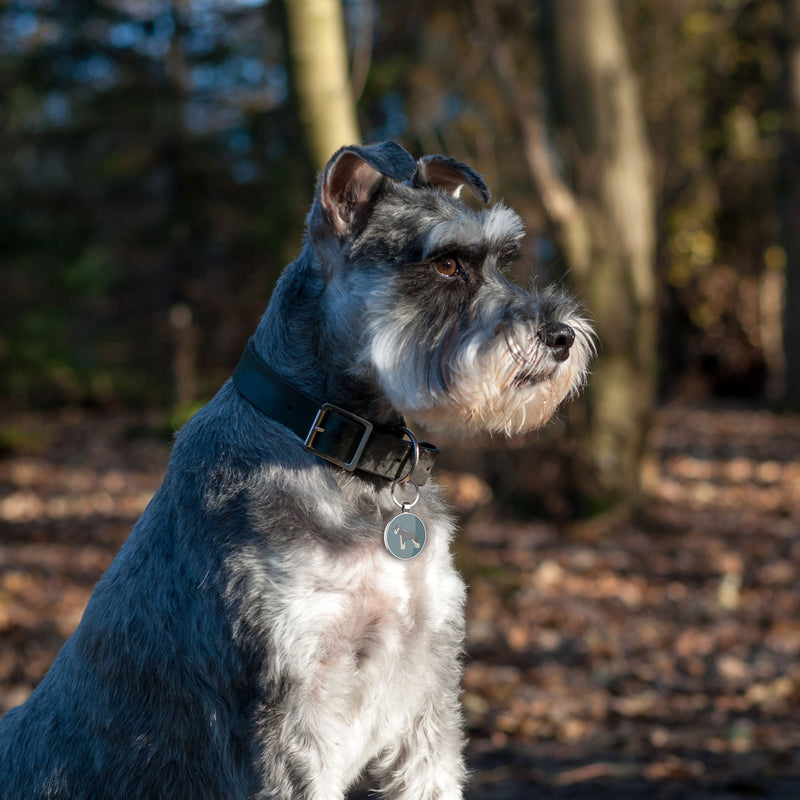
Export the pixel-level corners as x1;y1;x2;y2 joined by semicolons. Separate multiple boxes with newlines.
434;257;460;278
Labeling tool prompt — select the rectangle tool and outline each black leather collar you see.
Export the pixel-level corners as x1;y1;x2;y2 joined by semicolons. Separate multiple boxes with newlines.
232;338;438;486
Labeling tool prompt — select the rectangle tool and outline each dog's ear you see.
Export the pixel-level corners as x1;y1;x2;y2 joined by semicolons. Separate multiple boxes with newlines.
318;142;417;236
412;155;491;204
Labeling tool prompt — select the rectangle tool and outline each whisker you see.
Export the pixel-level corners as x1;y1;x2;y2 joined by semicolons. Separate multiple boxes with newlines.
502;325;529;366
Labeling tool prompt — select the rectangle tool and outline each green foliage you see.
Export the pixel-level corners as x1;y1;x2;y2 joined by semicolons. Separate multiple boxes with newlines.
0;0;309;407
625;0;785;397
0;0;792;408
166;398;208;435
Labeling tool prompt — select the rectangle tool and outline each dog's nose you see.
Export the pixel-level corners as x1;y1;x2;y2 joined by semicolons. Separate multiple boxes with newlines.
538;322;575;362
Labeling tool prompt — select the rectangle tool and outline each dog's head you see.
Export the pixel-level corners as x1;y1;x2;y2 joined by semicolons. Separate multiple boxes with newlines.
305;142;594;437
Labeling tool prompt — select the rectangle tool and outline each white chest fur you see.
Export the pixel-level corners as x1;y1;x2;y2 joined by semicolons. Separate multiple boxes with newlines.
242;515;465;787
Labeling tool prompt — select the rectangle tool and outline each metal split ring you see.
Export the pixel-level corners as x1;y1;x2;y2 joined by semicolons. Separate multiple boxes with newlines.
389;426;421;510
391;477;420;511
394;425;420;486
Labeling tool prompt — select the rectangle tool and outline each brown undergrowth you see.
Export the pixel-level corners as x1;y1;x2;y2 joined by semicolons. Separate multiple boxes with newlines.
1;406;799;798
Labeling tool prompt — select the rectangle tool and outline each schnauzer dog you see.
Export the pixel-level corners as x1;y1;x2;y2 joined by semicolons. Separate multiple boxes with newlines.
0;142;593;799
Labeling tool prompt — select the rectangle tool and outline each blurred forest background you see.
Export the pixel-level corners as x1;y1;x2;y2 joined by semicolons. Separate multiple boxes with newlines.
2;0;800;503
2;0;800;796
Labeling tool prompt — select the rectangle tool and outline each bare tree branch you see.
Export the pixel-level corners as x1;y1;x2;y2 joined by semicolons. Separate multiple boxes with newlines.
472;0;578;226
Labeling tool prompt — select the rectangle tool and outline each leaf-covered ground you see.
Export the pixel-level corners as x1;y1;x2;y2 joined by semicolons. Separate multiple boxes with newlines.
1;407;799;798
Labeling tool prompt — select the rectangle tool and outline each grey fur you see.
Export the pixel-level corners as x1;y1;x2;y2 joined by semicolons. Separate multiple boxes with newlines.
0;142;593;799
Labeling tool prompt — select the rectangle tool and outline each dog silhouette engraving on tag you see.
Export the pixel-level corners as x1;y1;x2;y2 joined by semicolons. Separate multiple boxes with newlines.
384;512;426;559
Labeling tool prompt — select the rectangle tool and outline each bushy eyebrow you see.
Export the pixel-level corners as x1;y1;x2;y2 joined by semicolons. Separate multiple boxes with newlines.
422;204;525;263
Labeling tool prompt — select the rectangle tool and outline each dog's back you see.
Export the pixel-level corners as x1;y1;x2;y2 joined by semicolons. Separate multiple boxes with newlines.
0;383;465;799
0;391;259;798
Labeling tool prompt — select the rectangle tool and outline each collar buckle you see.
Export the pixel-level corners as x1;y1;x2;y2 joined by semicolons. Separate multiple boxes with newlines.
303;403;374;471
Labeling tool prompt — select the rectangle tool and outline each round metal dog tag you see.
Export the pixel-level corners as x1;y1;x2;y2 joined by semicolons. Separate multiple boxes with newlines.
384;512;426;560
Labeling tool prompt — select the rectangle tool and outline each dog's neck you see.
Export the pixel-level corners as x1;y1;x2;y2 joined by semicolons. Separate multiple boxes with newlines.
252;251;398;425
233;335;438;485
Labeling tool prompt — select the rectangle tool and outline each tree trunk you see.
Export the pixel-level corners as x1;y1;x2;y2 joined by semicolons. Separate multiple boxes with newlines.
545;0;658;505
474;0;656;505
780;0;800;410
284;0;361;170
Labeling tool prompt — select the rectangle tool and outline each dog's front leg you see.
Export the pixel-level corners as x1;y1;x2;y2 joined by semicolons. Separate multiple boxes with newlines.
252;702;353;800
250;641;386;800
369;688;466;800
